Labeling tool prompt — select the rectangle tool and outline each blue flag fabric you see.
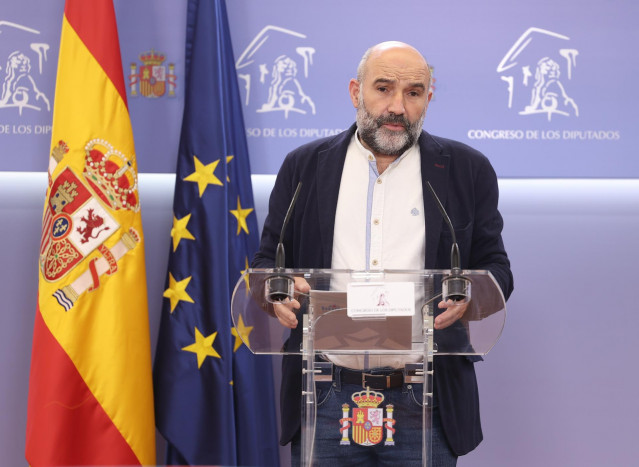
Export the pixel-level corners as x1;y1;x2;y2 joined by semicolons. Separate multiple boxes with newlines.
153;0;280;465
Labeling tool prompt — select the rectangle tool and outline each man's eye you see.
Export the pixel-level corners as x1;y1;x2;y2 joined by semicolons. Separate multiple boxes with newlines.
377;87;388;92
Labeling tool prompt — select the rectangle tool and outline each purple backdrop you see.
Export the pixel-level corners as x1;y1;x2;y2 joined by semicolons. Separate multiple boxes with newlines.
0;0;637;176
2;1;639;466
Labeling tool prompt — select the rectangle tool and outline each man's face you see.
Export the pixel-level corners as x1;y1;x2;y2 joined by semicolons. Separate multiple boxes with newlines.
350;45;432;156
356;92;426;156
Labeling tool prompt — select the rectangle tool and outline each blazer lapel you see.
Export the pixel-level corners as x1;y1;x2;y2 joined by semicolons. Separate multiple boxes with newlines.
316;125;356;267
419;132;450;269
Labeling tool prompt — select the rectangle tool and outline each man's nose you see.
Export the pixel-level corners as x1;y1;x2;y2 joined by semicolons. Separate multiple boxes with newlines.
387;92;405;115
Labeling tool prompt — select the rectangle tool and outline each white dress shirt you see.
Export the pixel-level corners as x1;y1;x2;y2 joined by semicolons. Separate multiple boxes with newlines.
332;133;425;272
328;132;426;369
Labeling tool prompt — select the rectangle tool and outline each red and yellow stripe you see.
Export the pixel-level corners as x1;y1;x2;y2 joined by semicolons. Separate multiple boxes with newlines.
26;1;155;465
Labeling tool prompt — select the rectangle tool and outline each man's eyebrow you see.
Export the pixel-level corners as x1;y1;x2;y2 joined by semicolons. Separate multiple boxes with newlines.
408;82;427;90
372;78;426;90
372;78;396;86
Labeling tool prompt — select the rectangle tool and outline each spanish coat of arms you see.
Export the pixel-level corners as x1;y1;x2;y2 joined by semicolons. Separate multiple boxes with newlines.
339;388;396;447
40;139;141;311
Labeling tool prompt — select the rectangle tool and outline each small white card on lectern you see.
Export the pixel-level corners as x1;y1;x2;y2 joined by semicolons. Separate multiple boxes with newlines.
346;282;415;318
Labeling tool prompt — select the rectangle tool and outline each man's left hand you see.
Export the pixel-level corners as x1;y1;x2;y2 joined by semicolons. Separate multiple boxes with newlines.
434;299;469;329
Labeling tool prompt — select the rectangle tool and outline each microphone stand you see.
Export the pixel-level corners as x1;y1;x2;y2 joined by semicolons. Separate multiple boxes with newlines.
265;182;302;303
425;181;471;302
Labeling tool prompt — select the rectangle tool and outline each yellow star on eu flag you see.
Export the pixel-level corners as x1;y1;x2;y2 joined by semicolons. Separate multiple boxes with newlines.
170;213;196;251
183;155;223;197
226;155;234;182
231;314;254;352
229;196;254;235
163;273;194;313
182;327;221;368
241;256;250;295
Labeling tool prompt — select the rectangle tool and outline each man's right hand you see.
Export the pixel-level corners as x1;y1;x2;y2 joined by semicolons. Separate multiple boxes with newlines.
273;276;310;329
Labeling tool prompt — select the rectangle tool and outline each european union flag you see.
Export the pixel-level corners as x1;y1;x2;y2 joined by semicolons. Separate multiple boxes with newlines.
153;0;280;465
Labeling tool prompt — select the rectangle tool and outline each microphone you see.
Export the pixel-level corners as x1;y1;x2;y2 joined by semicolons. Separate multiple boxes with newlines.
265;181;302;303
425;181;471;302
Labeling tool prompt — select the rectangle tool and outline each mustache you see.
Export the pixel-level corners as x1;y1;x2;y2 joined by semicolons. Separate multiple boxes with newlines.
375;113;410;129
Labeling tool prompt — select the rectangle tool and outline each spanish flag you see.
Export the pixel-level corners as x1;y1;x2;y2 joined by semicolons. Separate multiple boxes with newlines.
25;1;155;465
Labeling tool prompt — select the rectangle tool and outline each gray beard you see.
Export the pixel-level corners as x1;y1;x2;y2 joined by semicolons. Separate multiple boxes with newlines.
356;99;425;156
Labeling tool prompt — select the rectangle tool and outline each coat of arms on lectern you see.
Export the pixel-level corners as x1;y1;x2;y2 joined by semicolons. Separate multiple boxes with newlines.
339;388;396;446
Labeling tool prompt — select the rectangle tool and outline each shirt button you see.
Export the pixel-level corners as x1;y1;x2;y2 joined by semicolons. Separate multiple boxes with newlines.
372;259;378;266
376;178;382;184
373;219;380;225
368;155;374;161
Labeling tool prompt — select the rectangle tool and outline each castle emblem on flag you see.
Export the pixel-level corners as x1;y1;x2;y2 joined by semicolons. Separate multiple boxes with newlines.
339;388;396;447
40;139;141;311
129;49;177;98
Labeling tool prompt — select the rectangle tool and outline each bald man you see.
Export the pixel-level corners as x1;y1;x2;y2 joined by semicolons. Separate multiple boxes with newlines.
253;41;513;466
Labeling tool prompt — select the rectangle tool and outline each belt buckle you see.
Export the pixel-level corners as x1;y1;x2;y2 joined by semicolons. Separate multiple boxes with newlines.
362;372;388;390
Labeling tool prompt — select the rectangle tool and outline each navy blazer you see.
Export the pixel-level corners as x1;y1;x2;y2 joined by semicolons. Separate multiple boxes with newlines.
253;124;513;455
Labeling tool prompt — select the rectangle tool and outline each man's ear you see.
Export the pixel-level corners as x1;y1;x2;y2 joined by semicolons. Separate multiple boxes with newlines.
348;79;360;108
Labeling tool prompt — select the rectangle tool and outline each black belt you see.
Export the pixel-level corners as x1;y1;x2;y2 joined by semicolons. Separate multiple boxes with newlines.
339;368;404;390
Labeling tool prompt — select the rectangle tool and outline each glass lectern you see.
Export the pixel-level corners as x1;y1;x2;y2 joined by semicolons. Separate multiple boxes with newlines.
231;269;506;466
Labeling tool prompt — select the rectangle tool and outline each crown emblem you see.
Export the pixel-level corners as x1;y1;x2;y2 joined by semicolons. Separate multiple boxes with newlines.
51;140;70;163
139;49;165;66
351;387;385;408
83;139;139;212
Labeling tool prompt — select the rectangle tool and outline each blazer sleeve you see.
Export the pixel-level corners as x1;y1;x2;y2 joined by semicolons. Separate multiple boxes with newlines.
252;154;297;268
468;157;514;301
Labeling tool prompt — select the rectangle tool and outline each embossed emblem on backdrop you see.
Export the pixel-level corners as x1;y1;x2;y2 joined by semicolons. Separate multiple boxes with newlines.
466;27;620;143
236;26;316;119
497;27;579;121
0;21;52;116
129;49;177;98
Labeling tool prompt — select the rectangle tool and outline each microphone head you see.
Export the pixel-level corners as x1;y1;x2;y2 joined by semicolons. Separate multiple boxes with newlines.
265;273;295;303
442;268;471;302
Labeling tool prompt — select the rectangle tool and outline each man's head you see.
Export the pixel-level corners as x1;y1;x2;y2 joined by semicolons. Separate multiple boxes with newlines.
350;41;432;157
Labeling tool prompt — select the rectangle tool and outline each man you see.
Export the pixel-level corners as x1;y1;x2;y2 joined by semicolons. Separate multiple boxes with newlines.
252;41;513;466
